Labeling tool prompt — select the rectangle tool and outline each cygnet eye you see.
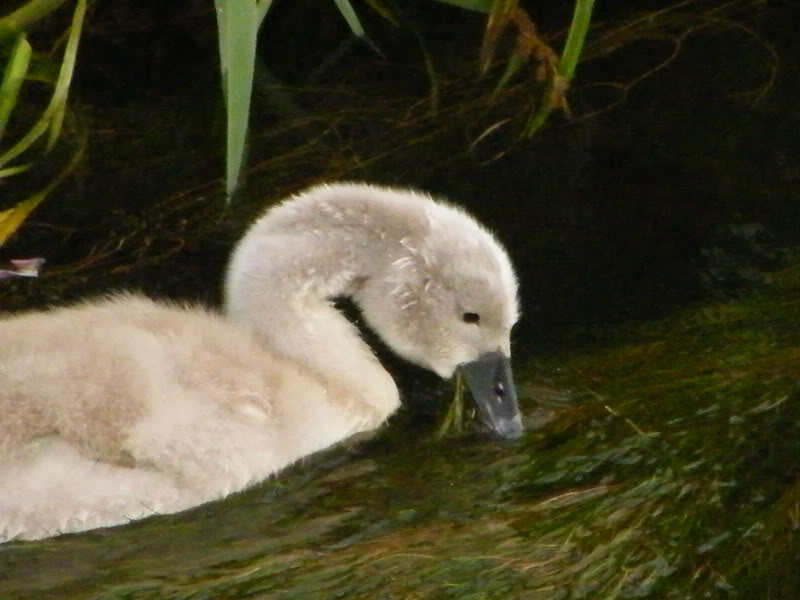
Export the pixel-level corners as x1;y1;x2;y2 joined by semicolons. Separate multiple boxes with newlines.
462;312;480;325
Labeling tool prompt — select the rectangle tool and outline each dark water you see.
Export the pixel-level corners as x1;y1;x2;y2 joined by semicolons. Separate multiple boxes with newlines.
2;1;800;597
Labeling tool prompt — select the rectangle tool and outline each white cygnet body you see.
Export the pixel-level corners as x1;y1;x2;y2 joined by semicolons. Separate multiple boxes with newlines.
0;182;521;542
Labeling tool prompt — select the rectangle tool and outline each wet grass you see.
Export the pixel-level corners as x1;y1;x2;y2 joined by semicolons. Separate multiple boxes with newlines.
2;264;799;599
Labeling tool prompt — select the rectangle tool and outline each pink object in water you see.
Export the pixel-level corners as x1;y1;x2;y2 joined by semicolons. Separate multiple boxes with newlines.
0;258;45;281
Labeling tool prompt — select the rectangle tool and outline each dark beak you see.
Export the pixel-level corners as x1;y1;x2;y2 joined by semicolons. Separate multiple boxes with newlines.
460;350;524;440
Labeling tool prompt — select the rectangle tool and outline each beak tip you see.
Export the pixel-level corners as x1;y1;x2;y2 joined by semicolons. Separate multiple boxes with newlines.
489;416;525;441
460;350;523;442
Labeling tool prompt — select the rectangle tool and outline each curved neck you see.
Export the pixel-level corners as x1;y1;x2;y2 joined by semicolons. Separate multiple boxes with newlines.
224;222;399;428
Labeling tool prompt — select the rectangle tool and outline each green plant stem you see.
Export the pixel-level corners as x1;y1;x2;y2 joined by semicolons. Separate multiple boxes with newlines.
0;35;31;140
256;0;274;26
559;0;594;80
525;0;595;136
0;0;70;43
436;371;467;440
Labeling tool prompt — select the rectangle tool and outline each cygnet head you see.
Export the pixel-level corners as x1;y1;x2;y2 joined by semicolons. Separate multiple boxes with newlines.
350;187;523;439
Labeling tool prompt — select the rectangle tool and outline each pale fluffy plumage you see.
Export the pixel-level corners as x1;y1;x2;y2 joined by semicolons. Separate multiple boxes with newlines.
0;182;519;542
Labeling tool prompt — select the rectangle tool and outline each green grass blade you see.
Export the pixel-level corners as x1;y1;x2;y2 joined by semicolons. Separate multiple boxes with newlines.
256;0;274;26
332;0;365;38
215;0;258;199
493;52;525;92
0;0;85;168
558;0;595;81
0;0;86;246
0;109;49;169
0;163;32;178
525;0;595;136
0;197;43;247
0;35;31;140
45;0;85;150
0;111;86;247
436;371;467;439
0;0;70;43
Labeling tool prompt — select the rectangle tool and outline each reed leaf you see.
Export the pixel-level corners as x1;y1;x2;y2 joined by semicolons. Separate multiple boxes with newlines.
216;0;375;200
332;0;366;39
0;35;31;140
0;112;86;247
0;0;70;44
0;0;86;245
45;0;84;150
215;0;258;199
0;0;84;170
256;0;274;26
0;163;31;178
525;0;595;135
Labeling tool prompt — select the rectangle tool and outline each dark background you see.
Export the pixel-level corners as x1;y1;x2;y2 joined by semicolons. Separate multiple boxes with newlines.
3;0;799;353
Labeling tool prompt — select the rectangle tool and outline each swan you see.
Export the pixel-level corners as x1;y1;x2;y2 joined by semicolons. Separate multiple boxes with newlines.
0;182;522;542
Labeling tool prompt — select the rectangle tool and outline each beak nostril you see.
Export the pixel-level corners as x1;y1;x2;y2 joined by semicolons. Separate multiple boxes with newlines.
461;350;522;439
